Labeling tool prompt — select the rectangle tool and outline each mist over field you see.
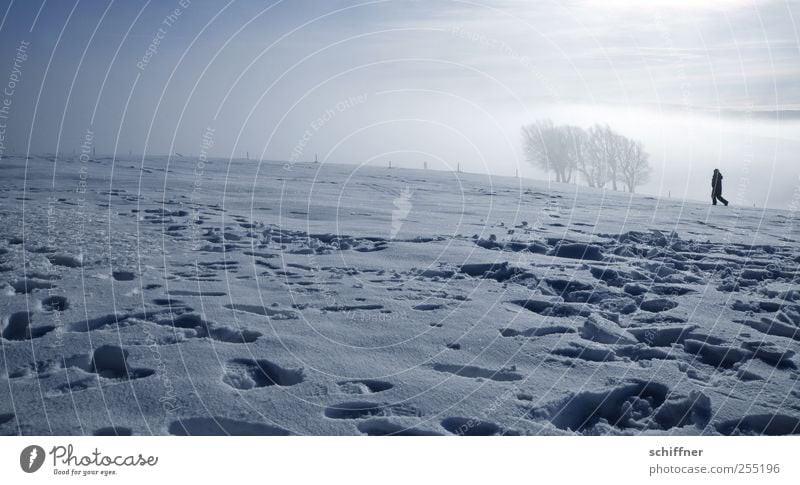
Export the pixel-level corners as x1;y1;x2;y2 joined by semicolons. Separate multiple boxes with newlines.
0;0;798;208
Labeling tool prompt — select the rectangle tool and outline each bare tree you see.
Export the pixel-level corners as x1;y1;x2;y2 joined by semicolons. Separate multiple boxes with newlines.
619;138;651;192
522;120;573;183
561;125;586;184
522;120;650;192
576;125;607;188
583;124;621;190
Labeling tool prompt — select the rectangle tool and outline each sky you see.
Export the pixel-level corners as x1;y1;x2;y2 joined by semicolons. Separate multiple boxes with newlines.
0;0;798;208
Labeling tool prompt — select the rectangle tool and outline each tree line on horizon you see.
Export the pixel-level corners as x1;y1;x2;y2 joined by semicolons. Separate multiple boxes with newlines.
522;120;651;193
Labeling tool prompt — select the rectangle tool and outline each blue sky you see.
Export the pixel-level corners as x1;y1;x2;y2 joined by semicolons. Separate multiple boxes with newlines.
0;0;798;207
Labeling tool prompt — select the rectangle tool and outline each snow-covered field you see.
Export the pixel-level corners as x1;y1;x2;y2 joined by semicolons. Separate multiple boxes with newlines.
1;154;799;436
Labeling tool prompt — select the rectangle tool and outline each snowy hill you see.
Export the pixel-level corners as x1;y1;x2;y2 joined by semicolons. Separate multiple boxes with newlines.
1;155;798;436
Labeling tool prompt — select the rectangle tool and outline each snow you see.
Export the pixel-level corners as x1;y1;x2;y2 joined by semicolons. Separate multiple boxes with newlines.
0;154;798;436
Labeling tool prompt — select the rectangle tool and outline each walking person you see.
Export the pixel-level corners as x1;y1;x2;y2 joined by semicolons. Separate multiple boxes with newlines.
711;168;729;206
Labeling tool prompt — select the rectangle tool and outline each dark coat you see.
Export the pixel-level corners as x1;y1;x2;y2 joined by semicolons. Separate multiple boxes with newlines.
712;171;723;194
